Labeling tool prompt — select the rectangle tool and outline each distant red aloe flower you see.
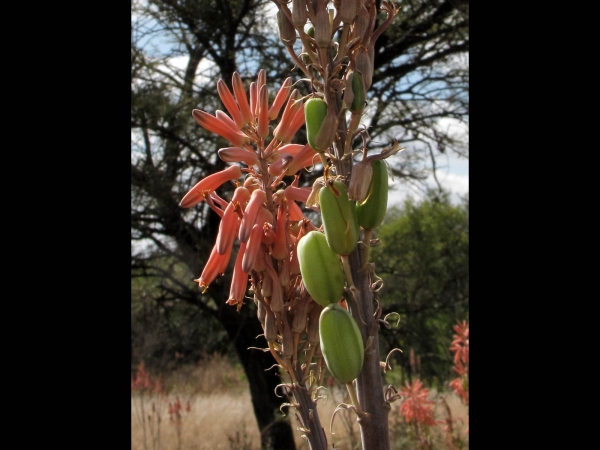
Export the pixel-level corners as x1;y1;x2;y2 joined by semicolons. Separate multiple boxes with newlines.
449;320;469;405
399;379;436;426
153;378;164;395
132;361;153;392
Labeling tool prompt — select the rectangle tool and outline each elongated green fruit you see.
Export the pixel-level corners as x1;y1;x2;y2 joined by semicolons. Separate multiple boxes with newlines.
350;71;365;114
319;179;359;255
297;231;345;307
304;98;328;151
319;303;364;383
357;159;388;230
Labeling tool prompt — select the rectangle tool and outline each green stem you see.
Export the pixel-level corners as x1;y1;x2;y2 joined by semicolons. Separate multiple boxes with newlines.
345;381;366;417
340;254;355;290
363;228;373;265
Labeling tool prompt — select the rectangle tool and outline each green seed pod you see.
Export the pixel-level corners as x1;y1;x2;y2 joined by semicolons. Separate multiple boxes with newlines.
357;159;388;230
304;98;328;151
319;303;364;383
350;71;365;114
319;179;359;255
297;231;345;307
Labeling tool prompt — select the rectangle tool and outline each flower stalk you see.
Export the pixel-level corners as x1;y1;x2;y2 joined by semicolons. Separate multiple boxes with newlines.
179;1;402;448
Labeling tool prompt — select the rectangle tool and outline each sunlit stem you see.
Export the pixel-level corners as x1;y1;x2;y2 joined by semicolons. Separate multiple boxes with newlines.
341;254;355;290
284;44;313;79
316;354;325;386
269;342;299;385
344;112;361;155
345;381;366;417
318;151;329;171
303;344;318;382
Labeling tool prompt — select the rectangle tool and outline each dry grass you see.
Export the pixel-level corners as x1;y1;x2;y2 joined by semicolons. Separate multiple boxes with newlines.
131;355;468;450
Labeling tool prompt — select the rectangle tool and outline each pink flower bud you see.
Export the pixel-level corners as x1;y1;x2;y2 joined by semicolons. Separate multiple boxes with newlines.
194;244;232;293
192;109;249;147
215;187;250;254
284;185;311;204
258;84;270;138
215;110;242;135
249;82;257;122
271;202;290;260
239;189;267;243
218;147;258;166
268;77;292;120
228;242;249;310
268;153;293;176
276;104;306;143
273;89;303;142
285;143;319;175
277;143;305;157
288;200;305;222
232;72;253;125
217;79;245;129
242;224;264;273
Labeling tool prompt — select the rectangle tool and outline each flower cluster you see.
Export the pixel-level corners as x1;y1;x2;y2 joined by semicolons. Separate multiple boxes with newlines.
399;378;436;426
180;68;331;388
131;361;163;395
449;320;469;405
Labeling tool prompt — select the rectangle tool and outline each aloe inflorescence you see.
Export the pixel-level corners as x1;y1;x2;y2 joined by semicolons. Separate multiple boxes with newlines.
179;1;403;448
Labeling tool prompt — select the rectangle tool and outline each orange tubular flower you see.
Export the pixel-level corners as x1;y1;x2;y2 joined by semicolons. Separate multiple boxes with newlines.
268;77;292;120
242;223;265;273
180;165;242;209
272;89;303;143
285;143;319;175
264;258;283;312
249;82;257;119
287;200;306;222
232;72;253;125
192;109;249;147
277;143;305;157
254;207;275;246
215;110;243;135
239;189;267;243
227;242;249;311
258;84;270;138
271;201;290;260
268;153;293;176
217;79;246;129
216;187;251;255
284;185;311;205
194;244;232;293
283;106;307;143
218;147;259;166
